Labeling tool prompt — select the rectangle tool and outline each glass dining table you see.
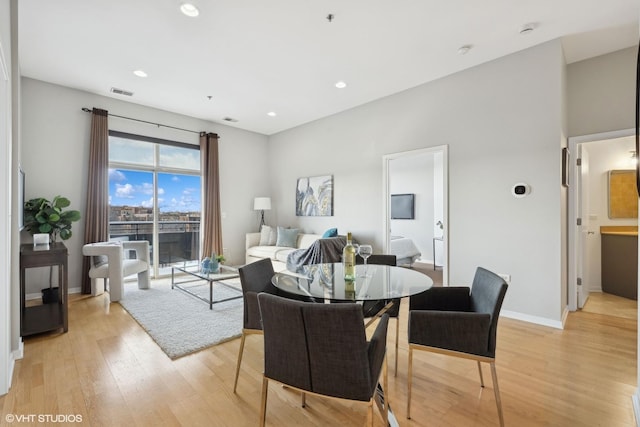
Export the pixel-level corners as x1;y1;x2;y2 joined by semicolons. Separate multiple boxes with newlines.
271;262;433;306
271;262;433;427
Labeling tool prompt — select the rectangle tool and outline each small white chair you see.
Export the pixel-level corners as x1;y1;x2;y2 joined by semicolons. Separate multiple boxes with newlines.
82;241;150;302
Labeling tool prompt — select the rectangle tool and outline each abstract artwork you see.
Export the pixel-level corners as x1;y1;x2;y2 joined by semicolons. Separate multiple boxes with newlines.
296;175;333;216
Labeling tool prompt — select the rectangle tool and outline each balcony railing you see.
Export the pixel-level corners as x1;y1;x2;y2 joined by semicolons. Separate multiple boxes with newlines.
109;221;200;270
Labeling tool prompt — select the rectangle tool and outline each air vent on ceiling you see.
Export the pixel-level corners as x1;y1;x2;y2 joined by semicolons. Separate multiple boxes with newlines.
110;87;134;97
223;117;238;123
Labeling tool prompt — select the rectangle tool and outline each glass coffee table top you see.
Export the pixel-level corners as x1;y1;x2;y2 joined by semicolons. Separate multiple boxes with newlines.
171;265;241;309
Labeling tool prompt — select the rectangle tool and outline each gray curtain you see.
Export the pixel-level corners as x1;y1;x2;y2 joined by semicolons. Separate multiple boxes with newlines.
200;132;223;258
81;108;109;294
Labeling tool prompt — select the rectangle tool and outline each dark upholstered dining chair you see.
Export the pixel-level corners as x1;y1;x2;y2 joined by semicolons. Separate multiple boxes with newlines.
257;292;389;427
233;258;278;393
356;254;402;375
407;267;508;426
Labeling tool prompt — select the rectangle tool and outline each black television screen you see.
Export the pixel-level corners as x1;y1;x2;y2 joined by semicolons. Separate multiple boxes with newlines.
390;193;415;219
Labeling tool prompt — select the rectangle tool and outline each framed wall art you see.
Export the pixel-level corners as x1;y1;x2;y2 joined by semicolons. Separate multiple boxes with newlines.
562;147;569;187
296;175;333;216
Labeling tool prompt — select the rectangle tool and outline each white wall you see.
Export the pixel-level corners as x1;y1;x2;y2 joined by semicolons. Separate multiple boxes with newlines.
268;40;567;325
568;47;636;136
21;78;270;293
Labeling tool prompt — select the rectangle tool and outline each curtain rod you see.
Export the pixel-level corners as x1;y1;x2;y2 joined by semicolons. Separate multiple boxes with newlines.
81;107;203;135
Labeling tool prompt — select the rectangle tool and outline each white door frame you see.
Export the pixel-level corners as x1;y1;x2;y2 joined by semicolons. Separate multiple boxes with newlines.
382;145;448;285
567;128;635;311
0;37;11;395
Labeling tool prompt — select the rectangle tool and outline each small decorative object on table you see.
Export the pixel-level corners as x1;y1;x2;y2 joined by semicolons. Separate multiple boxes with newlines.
201;253;225;274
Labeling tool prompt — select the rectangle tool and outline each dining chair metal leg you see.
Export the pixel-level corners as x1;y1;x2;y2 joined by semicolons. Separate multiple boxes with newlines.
477;360;485;387
233;332;247;393
394;317;399;376
490;361;505;427
260;376;269;427
383;354;389;426
407;346;413;419
301;392;306;408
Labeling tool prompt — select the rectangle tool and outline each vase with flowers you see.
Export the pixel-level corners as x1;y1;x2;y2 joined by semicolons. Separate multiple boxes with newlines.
201;253;226;274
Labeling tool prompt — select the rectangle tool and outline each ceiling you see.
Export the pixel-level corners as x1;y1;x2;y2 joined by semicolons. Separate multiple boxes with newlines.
18;0;639;136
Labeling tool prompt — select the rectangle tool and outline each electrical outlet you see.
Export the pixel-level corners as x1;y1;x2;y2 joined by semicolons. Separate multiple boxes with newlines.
497;273;511;284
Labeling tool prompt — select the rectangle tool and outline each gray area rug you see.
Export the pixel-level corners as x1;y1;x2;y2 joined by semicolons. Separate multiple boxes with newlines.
119;278;243;359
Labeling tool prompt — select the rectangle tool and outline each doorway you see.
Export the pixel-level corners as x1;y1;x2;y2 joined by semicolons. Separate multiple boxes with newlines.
383;146;448;285
568;128;637;311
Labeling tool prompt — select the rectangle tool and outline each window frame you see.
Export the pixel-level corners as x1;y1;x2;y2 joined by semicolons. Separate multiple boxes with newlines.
107;131;201;277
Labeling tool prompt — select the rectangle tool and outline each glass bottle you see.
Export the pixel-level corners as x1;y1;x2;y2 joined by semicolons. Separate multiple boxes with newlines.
344;279;356;300
343;232;356;280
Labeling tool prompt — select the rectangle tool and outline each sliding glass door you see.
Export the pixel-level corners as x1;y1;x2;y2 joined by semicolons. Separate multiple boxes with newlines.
108;132;201;277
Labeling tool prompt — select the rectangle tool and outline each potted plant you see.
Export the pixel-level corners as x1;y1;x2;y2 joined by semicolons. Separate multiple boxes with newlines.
23;196;81;303
24;196;81;242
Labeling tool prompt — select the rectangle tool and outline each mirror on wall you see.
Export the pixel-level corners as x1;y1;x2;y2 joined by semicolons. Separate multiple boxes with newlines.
608;170;639;218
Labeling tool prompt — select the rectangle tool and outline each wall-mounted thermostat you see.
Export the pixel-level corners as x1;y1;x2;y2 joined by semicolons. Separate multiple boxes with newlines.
512;183;531;198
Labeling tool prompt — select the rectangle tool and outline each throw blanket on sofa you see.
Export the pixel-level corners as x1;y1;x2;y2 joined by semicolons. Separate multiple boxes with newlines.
286;236;346;272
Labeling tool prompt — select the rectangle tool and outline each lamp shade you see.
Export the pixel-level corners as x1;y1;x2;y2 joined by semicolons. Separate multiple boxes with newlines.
254;197;271;211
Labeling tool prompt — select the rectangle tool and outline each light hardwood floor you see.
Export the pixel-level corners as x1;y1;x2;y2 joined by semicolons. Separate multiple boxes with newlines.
0;290;636;426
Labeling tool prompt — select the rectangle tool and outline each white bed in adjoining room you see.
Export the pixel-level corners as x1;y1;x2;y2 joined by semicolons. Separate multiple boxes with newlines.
389;236;422;267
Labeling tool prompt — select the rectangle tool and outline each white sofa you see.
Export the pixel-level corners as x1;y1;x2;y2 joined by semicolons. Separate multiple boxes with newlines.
245;232;321;272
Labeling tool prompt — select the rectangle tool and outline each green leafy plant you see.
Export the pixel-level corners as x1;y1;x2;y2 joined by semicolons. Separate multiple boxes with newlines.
24;196;81;241
215;254;226;264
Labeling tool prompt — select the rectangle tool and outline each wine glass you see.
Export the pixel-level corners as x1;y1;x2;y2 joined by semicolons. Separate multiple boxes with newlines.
358;244;373;277
358;244;373;265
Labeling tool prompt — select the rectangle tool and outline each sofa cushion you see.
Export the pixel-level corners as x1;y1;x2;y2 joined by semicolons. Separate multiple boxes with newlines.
276;227;299;247
274;248;296;263
247;245;282;260
322;227;338;238
259;225;277;246
297;234;322;249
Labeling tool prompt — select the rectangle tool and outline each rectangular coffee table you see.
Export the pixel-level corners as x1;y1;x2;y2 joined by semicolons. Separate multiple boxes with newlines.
171;265;242;309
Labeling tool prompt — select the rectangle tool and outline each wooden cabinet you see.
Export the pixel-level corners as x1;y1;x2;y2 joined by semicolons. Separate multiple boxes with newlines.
19;242;68;336
600;227;638;300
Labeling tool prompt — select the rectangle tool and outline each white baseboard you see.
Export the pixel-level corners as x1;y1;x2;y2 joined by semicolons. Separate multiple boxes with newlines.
8;339;24;389
500;309;564;329
561;305;569;328
12;340;23;361
632;389;640;426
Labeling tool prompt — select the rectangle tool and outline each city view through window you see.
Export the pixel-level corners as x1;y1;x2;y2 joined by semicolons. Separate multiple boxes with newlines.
108;133;201;276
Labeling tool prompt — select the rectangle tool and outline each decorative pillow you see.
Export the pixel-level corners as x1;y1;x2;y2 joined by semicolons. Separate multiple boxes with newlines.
276;227;299;248
259;225;277;246
322;228;338;238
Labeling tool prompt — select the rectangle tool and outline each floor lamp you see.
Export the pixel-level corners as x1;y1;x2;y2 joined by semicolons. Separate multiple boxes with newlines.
254;197;271;229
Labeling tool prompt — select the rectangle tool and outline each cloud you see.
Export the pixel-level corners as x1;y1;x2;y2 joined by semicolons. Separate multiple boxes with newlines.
115;183;135;199
109;169;127;182
140;182;154;195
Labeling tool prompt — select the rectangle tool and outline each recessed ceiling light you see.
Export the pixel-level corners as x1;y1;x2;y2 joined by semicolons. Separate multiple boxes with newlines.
267;111;277;117
520;23;536;35
457;45;472;55
335;81;347;89
133;70;148;78
180;3;199;17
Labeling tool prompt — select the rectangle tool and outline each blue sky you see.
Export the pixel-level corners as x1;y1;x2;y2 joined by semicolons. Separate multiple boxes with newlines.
109;169;201;213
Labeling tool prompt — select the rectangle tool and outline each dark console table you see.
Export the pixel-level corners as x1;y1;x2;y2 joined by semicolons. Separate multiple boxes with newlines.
20;242;68;336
